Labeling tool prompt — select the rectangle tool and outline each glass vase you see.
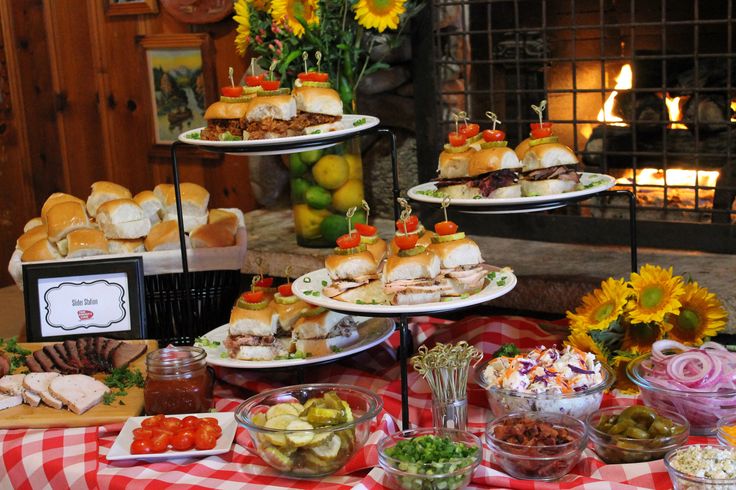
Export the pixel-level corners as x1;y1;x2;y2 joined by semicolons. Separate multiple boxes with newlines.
290;136;366;247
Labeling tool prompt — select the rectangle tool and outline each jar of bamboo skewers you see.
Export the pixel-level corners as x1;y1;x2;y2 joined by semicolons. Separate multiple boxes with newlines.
411;342;482;431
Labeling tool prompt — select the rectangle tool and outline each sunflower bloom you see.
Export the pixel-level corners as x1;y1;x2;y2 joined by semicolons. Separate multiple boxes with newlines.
353;0;407;33
565;330;609;363
627;265;684;324
621;321;669;354
234;0;251;56
666;281;727;344
269;0;319;38
567;277;630;332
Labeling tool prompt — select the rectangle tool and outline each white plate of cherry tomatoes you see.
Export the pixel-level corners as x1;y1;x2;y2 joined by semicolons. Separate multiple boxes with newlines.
106;412;237;461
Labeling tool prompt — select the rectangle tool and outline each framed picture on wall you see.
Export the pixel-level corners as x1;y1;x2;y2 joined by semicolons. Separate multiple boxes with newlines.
140;34;216;147
107;0;159;16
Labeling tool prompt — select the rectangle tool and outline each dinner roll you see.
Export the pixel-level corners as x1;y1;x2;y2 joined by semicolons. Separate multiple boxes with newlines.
108;239;145;254
134;190;164;225
17;225;48;252
46;201;91;243
163;182;209;217
21;240;62;263
66;229;109;259
208;209;239;235
144;221;190;252
96;199;151;239
23;217;44;233
190;223;236;248
163;212;207;233
86;181;132;217
41;193;85;222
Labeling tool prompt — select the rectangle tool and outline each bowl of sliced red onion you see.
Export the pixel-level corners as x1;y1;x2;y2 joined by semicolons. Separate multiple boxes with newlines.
626;340;736;436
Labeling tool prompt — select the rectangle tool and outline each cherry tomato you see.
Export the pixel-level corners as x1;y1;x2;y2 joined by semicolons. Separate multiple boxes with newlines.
194;427;218;450
199;417;219;426
245;74;264;87
311;72;329;83
355;223;377;236
434;221;459;236
482;129;506;142
171;430;196;451
297;72;313;81
197;422;222;437
220;86;244;97
161;417;182;432
242;291;265;303
130;439;153;455
396;215;419;233
255;277;274;288
141;414;164;429
132;428;154;440
336;232;361;249
181;416;200;429
150;432;172;453
278;283;293;297
395;233;419;250
458;123;480;138
448;132;467;147
530;122;553;139
260;79;281;91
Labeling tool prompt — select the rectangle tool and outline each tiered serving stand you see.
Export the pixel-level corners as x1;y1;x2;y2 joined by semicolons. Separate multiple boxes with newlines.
173;121;639;430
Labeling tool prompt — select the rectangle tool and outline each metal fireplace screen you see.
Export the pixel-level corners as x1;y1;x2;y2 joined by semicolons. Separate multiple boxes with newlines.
413;0;736;252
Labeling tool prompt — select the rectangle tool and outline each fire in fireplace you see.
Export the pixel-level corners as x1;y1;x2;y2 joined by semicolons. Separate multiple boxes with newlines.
412;0;736;252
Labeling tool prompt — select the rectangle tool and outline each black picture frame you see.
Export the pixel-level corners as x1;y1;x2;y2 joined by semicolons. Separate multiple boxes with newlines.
23;257;146;342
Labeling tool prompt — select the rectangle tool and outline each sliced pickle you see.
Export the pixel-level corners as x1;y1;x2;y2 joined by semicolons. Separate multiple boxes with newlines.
267;403;301;420
261;446;293;471
242;85;260;94
257;88;291;96
397;245;427;257
302;398;317;412
341;401;354;423
466;134;483;144
251;412;268;427
264;414;298;446
360;235;379;245
309;434;341;459
333;243;367;255
302;81;331;88
443;143;470;153
323;392;344;411
302;450;335;470
301;306;327;318
528;136;559;147
306;407;341;426
219;95;255;103
480;141;508;149
431;232;466;243
307;431;333;447
286;420;315;446
274;293;299;305
237;298;269;310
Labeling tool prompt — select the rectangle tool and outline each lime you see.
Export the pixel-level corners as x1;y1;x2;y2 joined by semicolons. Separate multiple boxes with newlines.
345;154;363;180
293;204;331;239
305;186;332;210
312;155;349;190
353;209;367;225
331;179;364;212
300;149;323;165
291;178;310;203
319;215;349;244
289;154;307;177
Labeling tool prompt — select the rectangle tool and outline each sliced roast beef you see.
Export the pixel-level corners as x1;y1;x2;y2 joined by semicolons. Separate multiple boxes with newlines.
102;340;123;369
43;345;78;374
25;355;44;373
33;350;59;373
57;343;82;370
64;340;81;368
111;343;148;369
95;337;111;369
75;338;97;374
524;165;580;182
435;168;520;197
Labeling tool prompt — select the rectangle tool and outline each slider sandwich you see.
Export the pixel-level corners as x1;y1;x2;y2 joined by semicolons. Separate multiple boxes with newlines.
290;86;344;134
271;282;308;340
242;95;297;140
225;291;288;361
388;215;433;257
322;233;379;299
428;220;487;297
291;306;358;358
201;82;255;141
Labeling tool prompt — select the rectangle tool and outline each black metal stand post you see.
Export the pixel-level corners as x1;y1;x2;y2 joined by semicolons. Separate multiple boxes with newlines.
599;189;638;273
170;141;194;340
398;314;411;429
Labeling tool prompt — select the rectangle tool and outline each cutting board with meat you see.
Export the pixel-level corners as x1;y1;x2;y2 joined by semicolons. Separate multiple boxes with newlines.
0;338;155;429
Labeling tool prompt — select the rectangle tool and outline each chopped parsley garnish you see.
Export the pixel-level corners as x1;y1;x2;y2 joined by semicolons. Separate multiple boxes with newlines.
0;337;31;372
321;280;328;287
194;336;221;348
311;130;322;134
218;131;241;141
496;277;507;286
416;189;448;198
353;117;367;127
486;272;497;281
584;180;604;189
330;346;343;353
102;367;144;405
491;343;520;359
188;132;201;140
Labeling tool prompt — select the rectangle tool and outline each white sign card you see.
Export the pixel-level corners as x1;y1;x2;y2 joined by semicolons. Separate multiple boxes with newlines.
38;272;131;336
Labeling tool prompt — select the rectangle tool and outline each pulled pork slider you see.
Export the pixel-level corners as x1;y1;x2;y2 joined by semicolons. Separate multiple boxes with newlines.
242;95;297;140
291;86;344;134
382;249;444;305
225;294;288;361
436;146;522;199
291;307;358;358
429;237;487;297
520;141;580;196
201;101;250;141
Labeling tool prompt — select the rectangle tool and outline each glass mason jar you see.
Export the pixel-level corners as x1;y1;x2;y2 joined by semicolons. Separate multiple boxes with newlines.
144;346;214;415
289;137;366;247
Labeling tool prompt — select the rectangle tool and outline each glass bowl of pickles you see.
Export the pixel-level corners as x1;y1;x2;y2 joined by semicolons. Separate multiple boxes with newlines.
587;406;689;464
235;383;383;477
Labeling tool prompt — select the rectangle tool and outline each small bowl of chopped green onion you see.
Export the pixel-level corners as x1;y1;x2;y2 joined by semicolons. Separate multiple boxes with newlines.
377;428;482;490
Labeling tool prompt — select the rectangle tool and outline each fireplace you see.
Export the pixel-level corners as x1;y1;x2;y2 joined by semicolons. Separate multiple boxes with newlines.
412;0;736;252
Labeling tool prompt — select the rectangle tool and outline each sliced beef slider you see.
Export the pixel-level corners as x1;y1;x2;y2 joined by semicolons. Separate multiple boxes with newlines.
520;141;580;196
435;146;523;199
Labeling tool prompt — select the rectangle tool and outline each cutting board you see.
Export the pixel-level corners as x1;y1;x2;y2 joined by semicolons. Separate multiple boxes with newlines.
0;339;157;429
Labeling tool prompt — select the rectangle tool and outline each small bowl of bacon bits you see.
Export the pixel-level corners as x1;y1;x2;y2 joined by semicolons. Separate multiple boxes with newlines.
486;412;588;481
377;428;482;490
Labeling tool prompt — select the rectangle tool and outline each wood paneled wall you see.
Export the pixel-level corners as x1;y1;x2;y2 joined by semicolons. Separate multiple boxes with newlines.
0;0;257;286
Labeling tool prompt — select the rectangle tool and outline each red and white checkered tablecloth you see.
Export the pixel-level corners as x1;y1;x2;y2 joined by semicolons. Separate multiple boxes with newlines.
0;315;715;489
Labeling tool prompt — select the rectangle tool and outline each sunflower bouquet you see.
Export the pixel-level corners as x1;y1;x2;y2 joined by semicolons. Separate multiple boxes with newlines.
233;0;423;111
565;264;728;391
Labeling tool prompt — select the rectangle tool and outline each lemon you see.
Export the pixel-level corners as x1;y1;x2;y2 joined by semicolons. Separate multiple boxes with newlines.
345;154;363;180
312;155;349;190
331;179;364;212
291;178;310;203
300;149;323;165
305;185;332;210
293;204;331;239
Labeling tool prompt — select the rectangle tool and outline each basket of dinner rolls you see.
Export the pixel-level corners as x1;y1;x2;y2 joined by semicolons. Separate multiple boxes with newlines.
8;181;248;345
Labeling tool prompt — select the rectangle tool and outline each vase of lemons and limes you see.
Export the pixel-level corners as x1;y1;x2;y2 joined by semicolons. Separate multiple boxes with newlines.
290;138;366;247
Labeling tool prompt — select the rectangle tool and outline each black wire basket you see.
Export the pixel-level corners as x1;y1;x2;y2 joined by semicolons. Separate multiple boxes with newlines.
144;269;243;347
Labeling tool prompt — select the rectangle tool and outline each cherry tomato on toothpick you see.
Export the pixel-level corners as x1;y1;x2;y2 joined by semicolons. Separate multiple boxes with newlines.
255;277;274;288
220;86;244;97
336;232;361;249
530;122;553;139
395;233;419;250
458;123;480;138
355;223;377;237
278;283;293;297
395;215;419;234
482;129;506;142
260;80;281;91
434;221;459;236
242;291;265;303
245;74;264;87
448;132;467;147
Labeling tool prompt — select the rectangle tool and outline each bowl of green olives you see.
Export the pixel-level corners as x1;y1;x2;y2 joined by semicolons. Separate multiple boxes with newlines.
586;406;689;464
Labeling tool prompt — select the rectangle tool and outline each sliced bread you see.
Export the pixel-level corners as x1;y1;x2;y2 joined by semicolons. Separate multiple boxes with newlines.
0;374;25;396
49;374;109;415
23;372;63;409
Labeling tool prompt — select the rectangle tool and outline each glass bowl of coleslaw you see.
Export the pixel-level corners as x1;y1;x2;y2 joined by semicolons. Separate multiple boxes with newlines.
475;346;615;420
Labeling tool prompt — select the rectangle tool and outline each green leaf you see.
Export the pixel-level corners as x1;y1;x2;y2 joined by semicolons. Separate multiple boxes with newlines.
363;62;390;76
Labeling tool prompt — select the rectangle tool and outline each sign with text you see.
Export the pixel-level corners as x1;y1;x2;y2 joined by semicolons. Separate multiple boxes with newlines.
23;257;146;342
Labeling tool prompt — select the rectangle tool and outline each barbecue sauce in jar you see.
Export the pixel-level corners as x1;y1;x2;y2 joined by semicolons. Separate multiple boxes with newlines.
144;346;214;415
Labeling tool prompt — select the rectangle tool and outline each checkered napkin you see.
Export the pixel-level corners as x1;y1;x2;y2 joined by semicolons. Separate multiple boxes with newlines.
0;315;718;489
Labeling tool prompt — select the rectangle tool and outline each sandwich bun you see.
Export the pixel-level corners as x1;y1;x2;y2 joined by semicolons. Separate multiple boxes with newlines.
66;229;109;259
293;87;343;116
86;181;132;217
468;147;522;176
246;95;297;121
325;251;376;281
394;289;441;305
295;331;359;358
163;182;209;217
304;121;344;135
428;238;482;268
438;150;474;179
41;193;85;222
292;310;349;340
521;179;578;196
515;138;532;161
190;223;236;248
521;142;578;172
46;201;91;243
96;199;151;239
365;238;387;263
134;190;164;225
383;250;440;283
204;101;250;120
229;304;277;337
234;345;288;361
23;217;44;233
272;300;308;331
437;183;522;200
17;225;48;252
144;220;191;252
21;239;61;263
334;280;393;305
